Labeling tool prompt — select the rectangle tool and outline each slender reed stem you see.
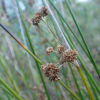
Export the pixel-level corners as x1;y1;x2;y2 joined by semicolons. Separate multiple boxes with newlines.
0;78;22;100
75;65;95;100
42;19;62;45
0;23;80;100
0;23;43;65
87;76;99;100
58;80;80;100
69;63;84;100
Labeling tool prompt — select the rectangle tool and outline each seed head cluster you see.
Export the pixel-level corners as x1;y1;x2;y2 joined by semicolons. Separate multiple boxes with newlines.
41;63;60;82
46;47;53;55
57;45;65;54
31;6;49;26
42;45;78;82
60;49;78;64
31;12;42;26
41;6;49;17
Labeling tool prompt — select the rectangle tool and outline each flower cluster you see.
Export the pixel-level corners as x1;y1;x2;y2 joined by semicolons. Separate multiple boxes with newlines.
41;6;49;17
41;45;78;82
31;12;42;26
31;6;49;26
57;45;65;54
60;49;78;64
41;63;60;82
46;47;53;55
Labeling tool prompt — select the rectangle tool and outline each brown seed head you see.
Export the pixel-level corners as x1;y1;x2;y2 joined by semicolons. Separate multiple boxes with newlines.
60;49;78;64
41;63;60;82
46;47;53;55
31;12;42;26
57;45;65;54
41;6;49;17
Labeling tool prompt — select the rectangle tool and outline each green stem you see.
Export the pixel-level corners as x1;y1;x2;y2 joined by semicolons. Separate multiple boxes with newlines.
78;56;100;93
42;19;62;45
77;67;94;100
58;80;80;100
87;76;99;100
0;78;23;100
69;64;84;100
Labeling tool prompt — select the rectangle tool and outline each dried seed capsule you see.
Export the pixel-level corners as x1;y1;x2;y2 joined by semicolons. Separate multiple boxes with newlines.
41;6;49;17
31;12;42;26
41;63;60;82
46;47;53;55
57;45;65;54
60;49;78;64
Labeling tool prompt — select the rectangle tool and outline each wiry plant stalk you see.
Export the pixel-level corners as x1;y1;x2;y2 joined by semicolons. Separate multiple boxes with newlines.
75;64;95;100
42;19;62;45
4;34;22;76
58;80;80;100
60;0;65;18
3;33;27;87
59;84;68;100
0;23;80;100
43;0;94;100
0;23;43;65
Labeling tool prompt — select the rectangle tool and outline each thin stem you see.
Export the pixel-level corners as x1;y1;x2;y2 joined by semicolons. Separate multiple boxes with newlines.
59;64;63;68
87;76;99;100
0;78;23;100
58;80;80;100
69;63;84;100
76;66;95;100
42;19;62;45
0;23;43;65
